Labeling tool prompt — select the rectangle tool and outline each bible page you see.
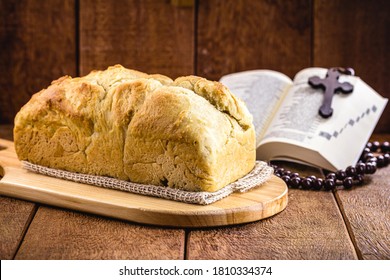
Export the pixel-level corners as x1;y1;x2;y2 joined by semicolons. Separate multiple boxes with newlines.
219;70;292;147
259;67;388;170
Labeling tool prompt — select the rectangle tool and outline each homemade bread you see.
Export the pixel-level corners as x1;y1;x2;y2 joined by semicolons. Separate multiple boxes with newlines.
14;65;256;192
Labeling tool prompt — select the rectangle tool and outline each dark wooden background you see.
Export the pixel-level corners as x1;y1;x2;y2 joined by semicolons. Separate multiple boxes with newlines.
1;0;389;131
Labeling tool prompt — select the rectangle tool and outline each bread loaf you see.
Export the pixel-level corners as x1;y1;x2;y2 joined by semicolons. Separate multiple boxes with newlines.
14;65;256;192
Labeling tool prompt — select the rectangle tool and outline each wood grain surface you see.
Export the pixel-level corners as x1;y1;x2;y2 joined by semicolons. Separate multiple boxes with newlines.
0;0;76;124
334;134;390;260
15;206;185;260
0;196;36;259
187;164;358;259
313;0;390;132
335;168;390;260
79;0;194;78
196;0;312;80
0;126;35;260
187;189;357;260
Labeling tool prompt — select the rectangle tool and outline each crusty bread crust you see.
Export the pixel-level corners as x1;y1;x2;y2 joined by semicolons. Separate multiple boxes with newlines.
14;65;256;192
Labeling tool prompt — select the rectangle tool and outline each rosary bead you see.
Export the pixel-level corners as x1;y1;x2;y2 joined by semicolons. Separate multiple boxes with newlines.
345;166;356;177
384;153;390;166
313;178;323;190
354;174;364;185
282;175;291;185
275;168;284;176
376;155;385;167
366;142;373;150
371;163;377;174
366;163;377;174
343;177;353;189
283;170;292;177
308;175;317;181
360;147;371;160
367;157;377;163
291;172;300;178
324;179;336;191
326;173;336;180
289;177;301;188
336;170;347;180
363;147;371;154
371;141;380;152
364;152;374;161
381;141;390;153
301;178;313;189
356;162;366;174
364;164;372;174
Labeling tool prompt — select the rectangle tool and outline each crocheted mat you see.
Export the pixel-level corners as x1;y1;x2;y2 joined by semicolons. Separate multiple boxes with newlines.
22;161;273;205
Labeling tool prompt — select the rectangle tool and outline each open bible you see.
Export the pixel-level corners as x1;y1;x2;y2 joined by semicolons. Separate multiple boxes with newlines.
220;67;388;171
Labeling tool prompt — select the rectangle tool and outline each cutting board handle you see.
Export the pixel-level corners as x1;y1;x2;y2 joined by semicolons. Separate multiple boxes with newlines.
0;139;21;170
0;139;13;151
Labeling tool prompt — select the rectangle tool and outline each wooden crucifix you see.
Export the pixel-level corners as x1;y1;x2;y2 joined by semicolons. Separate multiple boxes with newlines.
308;68;354;118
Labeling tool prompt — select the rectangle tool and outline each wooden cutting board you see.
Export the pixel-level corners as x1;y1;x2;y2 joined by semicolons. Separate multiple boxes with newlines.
0;138;287;227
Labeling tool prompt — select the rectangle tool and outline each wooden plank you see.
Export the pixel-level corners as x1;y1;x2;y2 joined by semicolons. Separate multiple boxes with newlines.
0;0;76;124
15;206;185;259
196;0;312;80
79;0;194;78
313;0;390;133
188;189;357;259
0;196;36;259
335;168;390;259
0;125;37;259
334;134;390;259
187;163;358;259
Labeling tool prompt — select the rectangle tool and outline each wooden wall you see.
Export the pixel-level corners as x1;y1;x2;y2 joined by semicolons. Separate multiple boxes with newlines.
1;0;389;132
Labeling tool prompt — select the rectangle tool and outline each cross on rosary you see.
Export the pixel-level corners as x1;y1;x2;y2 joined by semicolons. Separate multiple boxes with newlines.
308;67;355;118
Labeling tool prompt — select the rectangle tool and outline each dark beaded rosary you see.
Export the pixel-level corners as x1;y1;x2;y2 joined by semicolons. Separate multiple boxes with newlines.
272;141;390;190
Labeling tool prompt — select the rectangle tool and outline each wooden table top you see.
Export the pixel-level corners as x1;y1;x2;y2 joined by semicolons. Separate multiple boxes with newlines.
1;124;389;260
